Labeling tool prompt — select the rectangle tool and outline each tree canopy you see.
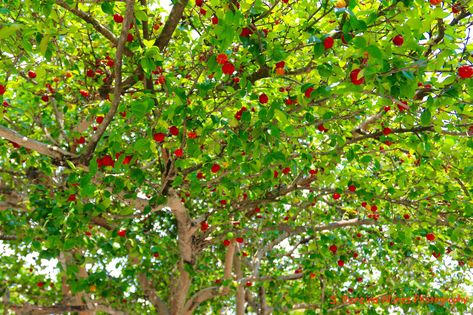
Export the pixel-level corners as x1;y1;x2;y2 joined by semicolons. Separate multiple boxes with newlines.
0;0;472;314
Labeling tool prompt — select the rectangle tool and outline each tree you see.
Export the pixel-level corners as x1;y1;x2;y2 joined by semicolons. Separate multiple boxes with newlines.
0;0;472;314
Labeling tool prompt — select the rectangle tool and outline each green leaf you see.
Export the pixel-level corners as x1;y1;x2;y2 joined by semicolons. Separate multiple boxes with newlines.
39;34;51;56
101;2;114;14
366;45;382;59
420;108;431;126
0;24;22;40
135;9;148;21
360;155;372;163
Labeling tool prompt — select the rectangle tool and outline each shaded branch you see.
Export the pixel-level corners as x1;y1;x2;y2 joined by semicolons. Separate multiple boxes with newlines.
0;125;76;159
80;0;135;163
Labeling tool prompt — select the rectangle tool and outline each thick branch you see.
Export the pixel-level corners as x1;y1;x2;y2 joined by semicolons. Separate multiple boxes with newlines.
81;0;135;163
137;273;170;315
235;253;245;315
0;125;76;159
184;242;236;314
168;189;195;315
154;0;189;50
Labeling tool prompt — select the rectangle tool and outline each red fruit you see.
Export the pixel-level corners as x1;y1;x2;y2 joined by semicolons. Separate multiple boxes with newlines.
452;4;461;13
274;170;279;178
371;205;378;212
0;84;5;95
127;33;134;42
348;185;356;192
317;124;327;132
76;136;86;144
275;61;285;68
120;111;126;117
429;0;441;5
236;237;244;243
101;155;114;167
200;8;207;15
357;277;362;282
222;62;235;75
458;65;473;79
211;15;219;24
187;131;197;139
333;193;341;200
245;281;252;287
85;231;92;236
233;77;240;84
295;268;302;274
403;213;410;219
219;200;227;205
195;0;203;6
86;69;95;78
424;84;432;89
384;106;391;112
305;87;314;98
107;59;114;67
432;252;441;258
324;36;334;49
223;239;231;246
348;288;354;293
174;148;183;157
37;282;44;288
2;100;8;107
389;241;394;246
28;70;37;79
337;259;344;267
361;201;367;207
211;164;221;173
80;90;89;97
383;127;392;136
41;95;49;102
350;69;364;85
259;93;269;104
356;233;362;238
122;156;132;165
397;100;408;111
240;27;252;37
118;229;126;237
67;194;76;202
197;172;205;179
426;233;435;241
458;260;465;266
153;253;159;258
282;167;290;174
113;13;124;23
200;221;209;232
96;116;104;124
329;245;338;253
169;126;179;136
216;53;228;65
353;252;359;258
153;132;165;142
392;35;404;46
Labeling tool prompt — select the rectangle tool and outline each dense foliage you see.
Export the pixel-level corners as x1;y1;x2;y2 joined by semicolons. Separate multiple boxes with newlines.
0;0;472;314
